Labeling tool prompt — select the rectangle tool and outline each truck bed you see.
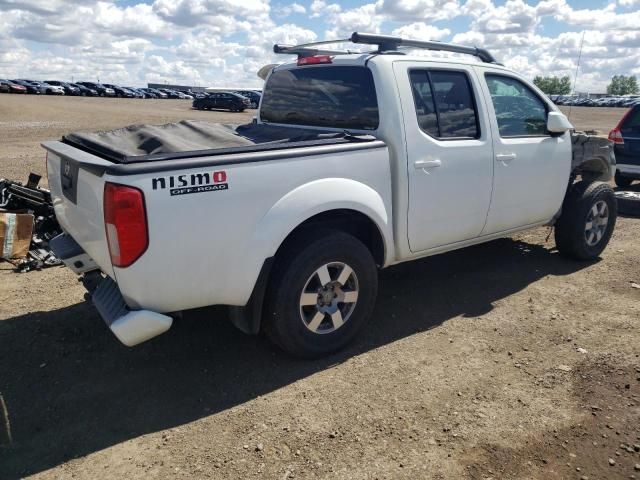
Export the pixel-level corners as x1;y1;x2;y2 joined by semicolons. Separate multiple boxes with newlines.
62;120;374;164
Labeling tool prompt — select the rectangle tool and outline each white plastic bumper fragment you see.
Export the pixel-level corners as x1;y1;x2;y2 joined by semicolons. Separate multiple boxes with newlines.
92;275;172;346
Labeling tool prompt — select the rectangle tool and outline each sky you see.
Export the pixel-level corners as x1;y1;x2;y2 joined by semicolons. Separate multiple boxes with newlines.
0;0;638;92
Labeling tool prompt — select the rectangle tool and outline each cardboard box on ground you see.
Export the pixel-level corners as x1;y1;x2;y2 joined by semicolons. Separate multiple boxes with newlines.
0;210;34;260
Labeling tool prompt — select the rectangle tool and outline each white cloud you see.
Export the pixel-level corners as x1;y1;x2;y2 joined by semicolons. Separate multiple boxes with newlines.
276;2;306;16
0;0;638;93
391;23;451;41
376;0;461;21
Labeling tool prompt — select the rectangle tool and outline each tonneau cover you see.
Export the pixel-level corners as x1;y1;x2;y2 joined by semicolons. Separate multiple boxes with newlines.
62;120;371;164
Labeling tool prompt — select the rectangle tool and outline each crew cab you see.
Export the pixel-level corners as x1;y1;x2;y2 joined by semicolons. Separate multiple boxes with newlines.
43;33;617;358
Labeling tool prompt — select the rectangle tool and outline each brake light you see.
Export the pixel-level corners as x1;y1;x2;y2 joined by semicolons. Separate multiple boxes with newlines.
609;107;635;145
608;128;624;145
297;55;333;66
104;182;148;268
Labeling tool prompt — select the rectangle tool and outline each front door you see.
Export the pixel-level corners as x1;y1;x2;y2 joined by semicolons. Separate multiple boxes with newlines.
394;62;494;252
478;71;572;234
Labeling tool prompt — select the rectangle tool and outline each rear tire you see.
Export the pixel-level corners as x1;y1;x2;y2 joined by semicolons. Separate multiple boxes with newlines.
263;230;378;358
554;181;617;260
615;172;634;188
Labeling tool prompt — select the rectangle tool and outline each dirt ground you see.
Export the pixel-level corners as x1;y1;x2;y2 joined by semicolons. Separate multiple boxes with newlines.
0;96;639;480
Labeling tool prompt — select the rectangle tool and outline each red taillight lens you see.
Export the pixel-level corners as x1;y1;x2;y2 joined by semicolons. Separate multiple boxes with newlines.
297;55;333;66
104;182;148;268
608;128;624;144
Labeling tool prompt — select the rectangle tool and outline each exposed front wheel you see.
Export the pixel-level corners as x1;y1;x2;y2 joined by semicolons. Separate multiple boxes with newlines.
554;181;617;260
263;231;378;358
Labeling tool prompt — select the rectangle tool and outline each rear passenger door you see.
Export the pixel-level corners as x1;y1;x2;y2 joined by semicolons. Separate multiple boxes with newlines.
394;62;494;252
478;71;571;234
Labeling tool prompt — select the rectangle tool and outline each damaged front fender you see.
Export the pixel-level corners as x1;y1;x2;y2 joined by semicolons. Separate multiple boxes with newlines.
571;132;615;182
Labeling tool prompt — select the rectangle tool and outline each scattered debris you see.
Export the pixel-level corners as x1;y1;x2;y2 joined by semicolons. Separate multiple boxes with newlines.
630;282;640;289
577;347;588;354
0;174;62;272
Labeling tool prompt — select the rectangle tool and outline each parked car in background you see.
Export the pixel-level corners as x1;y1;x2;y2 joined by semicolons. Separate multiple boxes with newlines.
609;104;640;187
77;82;115;97
193;92;250;111
11;79;40;94
126;87;148;98
1;79;27;94
162;89;181;99
142;88;167;99
102;84;134;98
18;78;64;95
234;90;262;108
0;79;27;93
69;83;98;96
45;81;81;96
22;80;64;95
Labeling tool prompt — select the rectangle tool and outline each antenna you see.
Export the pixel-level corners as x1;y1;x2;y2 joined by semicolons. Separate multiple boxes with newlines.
568;30;585;122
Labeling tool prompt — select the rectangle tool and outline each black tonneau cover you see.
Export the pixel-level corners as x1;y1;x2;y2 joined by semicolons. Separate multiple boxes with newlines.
62;120;376;164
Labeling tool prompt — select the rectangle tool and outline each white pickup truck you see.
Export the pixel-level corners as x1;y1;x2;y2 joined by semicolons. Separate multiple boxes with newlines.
43;33;617;358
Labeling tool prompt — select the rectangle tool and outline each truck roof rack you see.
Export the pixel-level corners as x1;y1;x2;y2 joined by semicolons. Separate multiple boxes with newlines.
274;31;498;64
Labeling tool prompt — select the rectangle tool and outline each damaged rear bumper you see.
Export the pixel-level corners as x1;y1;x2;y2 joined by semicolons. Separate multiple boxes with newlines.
50;233;172;346
91;275;172;346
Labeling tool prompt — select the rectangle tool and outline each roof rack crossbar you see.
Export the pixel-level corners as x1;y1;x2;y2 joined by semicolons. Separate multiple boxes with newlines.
273;31;497;64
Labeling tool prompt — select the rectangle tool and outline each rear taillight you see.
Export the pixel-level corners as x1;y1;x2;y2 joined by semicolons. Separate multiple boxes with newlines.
609;107;635;145
608;128;624;144
104;182;148;268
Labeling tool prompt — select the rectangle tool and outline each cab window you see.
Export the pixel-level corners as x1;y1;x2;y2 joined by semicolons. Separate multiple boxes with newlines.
485;74;548;137
409;70;480;139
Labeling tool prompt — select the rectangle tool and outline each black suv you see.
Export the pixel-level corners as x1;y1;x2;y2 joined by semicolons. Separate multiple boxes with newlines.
103;84;134;98
69;83;98;96
193;92;250;112
77;82;115;97
234;90;261;108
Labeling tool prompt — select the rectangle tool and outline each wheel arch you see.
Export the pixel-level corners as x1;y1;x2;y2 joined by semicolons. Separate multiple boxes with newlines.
254;178;393;268
229;178;393;335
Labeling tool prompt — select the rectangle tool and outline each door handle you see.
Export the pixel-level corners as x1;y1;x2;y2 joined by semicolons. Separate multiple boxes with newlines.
495;153;517;162
414;159;442;169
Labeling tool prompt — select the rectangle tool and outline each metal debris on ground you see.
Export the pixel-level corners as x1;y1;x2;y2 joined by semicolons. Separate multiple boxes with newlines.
0;173;62;272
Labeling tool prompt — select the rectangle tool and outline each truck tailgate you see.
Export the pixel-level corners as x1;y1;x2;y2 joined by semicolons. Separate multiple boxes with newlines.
43;141;115;277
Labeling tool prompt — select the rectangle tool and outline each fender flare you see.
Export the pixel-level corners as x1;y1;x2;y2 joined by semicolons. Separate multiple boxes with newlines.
250;177;392;264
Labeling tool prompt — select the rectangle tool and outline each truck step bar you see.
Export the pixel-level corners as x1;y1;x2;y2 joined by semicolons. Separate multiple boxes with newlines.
274;31;498;64
49;233;98;274
92;275;173;347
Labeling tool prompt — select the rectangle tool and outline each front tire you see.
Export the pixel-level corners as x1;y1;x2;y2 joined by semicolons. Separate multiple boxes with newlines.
263;230;378;358
554;181;617;260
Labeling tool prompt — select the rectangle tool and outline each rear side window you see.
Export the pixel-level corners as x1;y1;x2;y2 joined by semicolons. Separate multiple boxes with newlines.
620;106;640;133
260;66;379;130
485;74;548;137
409;70;480;139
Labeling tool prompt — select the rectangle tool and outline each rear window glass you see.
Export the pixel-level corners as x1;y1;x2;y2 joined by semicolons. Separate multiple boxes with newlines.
621;106;640;133
409;70;480;139
260;66;379;130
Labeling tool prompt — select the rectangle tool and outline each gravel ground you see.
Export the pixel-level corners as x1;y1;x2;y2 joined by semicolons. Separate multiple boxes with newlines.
0;96;639;480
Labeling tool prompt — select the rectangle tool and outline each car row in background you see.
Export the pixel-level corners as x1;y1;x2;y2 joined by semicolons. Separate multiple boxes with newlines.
1;78;263;108
550;95;640;108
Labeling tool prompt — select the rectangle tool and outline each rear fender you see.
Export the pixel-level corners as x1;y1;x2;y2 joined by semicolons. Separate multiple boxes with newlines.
250;178;392;267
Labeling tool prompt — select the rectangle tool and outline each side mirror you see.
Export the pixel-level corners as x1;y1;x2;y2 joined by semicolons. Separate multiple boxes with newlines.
547;111;573;134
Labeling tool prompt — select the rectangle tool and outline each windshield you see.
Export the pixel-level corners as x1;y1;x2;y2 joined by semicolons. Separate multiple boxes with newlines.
260;66;379;130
